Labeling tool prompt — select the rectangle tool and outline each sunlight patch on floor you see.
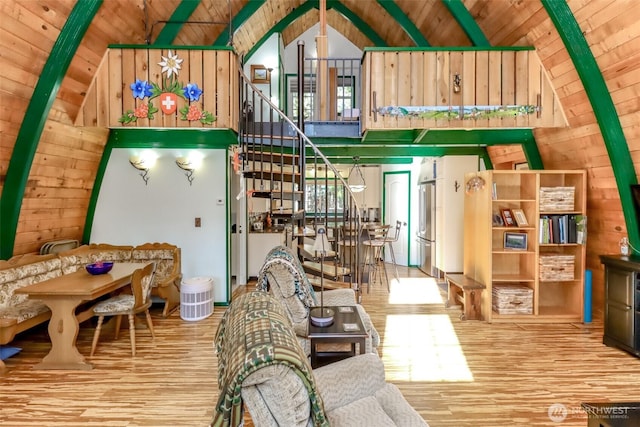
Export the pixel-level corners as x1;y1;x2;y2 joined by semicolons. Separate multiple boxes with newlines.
382;314;474;382
387;277;445;305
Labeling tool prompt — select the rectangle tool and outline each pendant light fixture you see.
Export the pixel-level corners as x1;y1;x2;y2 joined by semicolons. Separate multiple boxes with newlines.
348;156;367;193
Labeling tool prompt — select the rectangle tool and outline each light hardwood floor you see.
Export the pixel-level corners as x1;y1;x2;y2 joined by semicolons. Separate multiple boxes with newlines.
1;265;639;426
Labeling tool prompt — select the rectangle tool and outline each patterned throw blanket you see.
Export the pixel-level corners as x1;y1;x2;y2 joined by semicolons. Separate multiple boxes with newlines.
210;291;328;427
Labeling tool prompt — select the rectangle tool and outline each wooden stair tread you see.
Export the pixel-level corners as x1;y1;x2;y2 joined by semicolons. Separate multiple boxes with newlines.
307;275;352;291
299;243;338;260
303;261;351;278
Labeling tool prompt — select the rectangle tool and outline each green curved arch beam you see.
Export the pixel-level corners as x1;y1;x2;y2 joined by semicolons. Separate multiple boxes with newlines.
542;0;639;249
376;0;429;46
244;0;387;61
441;0;491;47
0;0;102;259
153;0;201;45
213;0;266;46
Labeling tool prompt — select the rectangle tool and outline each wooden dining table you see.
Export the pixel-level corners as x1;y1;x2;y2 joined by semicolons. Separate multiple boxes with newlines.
15;262;150;370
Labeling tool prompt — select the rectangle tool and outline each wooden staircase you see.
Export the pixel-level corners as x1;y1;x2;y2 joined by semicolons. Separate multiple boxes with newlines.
239;70;363;297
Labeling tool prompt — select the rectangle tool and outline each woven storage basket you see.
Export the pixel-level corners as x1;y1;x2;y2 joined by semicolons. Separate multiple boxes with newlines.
540;187;575;211
492;284;533;315
539;255;575;281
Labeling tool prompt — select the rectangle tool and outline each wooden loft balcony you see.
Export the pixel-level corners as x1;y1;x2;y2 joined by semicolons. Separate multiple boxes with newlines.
74;46;239;131
361;47;568;131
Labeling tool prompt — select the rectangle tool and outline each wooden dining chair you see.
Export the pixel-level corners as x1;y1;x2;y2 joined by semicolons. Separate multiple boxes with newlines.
90;262;156;357
361;224;390;293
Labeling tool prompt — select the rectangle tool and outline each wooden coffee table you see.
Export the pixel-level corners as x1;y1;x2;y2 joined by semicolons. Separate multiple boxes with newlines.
308;306;368;368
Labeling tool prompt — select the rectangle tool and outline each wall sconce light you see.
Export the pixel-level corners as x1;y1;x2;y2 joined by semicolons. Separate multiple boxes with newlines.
453;73;461;94
129;155;153;185
176;156;197;185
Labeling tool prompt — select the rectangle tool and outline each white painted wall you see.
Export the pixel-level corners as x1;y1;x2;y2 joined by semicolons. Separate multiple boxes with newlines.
91;148;229;303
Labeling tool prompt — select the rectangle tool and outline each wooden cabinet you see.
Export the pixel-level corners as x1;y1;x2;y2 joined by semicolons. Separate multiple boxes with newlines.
600;255;640;358
463;170;587;323
434;156;478;275
248;232;286;277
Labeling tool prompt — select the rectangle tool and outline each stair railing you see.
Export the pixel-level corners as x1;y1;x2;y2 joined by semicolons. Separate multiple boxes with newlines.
237;58;363;300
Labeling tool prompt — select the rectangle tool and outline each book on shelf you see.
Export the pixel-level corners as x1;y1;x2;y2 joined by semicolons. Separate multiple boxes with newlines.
539;214;586;244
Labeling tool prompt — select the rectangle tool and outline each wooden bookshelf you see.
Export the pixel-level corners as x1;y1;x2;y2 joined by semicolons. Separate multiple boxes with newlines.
463;170;587;323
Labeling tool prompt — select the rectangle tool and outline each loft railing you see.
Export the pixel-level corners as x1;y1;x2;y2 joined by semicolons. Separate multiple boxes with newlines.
299;56;361;123
237;57;363;299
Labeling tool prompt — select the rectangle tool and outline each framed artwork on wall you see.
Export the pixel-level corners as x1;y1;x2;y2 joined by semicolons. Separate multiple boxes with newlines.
251;65;270;84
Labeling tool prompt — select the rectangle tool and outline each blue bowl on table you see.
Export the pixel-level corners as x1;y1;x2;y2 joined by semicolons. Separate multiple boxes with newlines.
85;262;114;275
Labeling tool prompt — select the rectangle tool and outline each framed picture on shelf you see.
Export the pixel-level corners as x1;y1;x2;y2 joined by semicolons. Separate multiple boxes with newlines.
492;213;505;226
511;208;529;227
504;232;528;250
250;64;270;83
500;208;516;227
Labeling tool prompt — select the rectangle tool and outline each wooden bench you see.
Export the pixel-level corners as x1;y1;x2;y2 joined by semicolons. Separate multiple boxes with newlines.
445;273;486;320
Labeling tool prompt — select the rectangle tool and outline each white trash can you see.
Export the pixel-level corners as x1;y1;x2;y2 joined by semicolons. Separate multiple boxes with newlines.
180;277;214;321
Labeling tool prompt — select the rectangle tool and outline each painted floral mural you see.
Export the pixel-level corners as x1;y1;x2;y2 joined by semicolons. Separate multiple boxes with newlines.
119;50;215;125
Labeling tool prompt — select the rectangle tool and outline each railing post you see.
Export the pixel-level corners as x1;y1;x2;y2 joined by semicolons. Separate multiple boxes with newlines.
297;41;306;226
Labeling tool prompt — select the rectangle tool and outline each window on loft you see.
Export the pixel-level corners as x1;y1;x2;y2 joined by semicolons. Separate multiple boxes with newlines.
287;74;356;121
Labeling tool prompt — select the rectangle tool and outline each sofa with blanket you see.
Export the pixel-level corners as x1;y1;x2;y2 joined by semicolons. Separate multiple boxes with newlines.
211;290;428;427
256;245;379;355
0;242;181;370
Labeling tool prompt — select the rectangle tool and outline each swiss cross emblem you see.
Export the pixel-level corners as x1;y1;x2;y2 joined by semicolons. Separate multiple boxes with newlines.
160;92;178;115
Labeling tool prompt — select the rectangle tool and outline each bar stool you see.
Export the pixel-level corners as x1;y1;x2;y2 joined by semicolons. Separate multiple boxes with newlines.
384;221;403;281
361;224;390;293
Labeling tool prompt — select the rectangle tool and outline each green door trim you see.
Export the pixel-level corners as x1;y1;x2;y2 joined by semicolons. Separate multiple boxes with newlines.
382;170;412;267
0;0;102;260
542;0;639;250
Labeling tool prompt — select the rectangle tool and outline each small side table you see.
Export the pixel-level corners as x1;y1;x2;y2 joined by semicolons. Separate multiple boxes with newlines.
308;306;368;368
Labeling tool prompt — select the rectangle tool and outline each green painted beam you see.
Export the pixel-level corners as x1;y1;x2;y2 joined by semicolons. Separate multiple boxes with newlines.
543;0;639;251
328;157;413;165
245;1;387;61
83;128;237;241
308;146;488;158
362;128;535;146
153;0;201;45
109;128;237;147
522;138;544;170
244;1;317;60
441;0;491;47
0;0;102;260
329;1;387;47
213;0;266;46
363;46;533;52
376;0;429;46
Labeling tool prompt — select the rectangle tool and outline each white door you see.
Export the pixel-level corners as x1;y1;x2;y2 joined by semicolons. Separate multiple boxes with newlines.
383;171;410;266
